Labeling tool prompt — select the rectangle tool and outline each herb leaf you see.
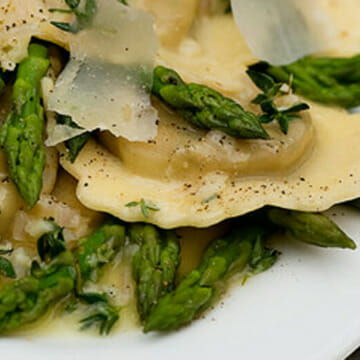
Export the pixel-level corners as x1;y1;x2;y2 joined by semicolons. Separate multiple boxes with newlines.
50;21;74;32
201;193;219;205
125;201;140;208
247;69;309;135
79;292;120;335
57;115;90;163
248;71;275;93
49;8;73;14
0;257;16;279
125;199;160;218
50;0;97;34
37;220;66;262
66;0;81;9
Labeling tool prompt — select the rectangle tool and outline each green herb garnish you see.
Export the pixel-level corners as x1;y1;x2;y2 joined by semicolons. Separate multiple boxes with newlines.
126;199;160;218
57;115;90;163
201;193;219;205
0;257;16;279
37;220;66;262
51;0;97;33
247;70;309;134
79;292;120;335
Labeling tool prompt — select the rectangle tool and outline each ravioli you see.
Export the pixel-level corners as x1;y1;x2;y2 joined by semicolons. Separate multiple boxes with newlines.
54;4;360;229
0;0;71;70
3;0;360;230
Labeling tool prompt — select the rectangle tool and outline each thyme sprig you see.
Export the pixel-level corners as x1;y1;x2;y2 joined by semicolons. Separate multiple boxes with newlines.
247;70;309;134
126;199;160;218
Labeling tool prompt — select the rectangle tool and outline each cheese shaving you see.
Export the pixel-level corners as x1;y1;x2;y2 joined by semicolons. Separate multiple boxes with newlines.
48;0;158;144
230;0;331;65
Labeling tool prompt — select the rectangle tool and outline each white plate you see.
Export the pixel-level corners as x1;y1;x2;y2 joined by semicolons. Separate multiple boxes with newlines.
1;205;360;360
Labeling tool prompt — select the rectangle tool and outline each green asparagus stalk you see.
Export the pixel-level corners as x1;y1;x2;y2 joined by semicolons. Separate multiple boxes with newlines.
0;220;126;335
249;56;360;109
76;222;126;285
267;208;356;249
129;224;181;320
0;44;50;207
152;66;269;140
57;115;90;163
0;251;76;333
144;225;277;332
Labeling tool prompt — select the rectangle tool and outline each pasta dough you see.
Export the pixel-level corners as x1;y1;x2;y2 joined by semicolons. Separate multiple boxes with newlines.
57;7;360;228
3;0;360;230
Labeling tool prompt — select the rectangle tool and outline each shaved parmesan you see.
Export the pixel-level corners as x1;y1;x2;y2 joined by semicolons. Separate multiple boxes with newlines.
48;0;158;144
230;0;331;65
42;76;88;147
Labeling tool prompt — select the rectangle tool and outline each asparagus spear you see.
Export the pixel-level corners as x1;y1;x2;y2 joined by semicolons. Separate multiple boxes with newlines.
0;220;126;335
249;56;360;109
0;44;50;207
129;224;181;320
144;225;276;332
76;222;126;285
0;251;76;333
267;208;356;249
152;66;269;140
57;115;90;163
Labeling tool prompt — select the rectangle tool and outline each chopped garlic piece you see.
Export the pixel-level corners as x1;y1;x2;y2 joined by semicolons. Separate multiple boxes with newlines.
10;248;33;278
25;219;55;239
230;0;331;65
48;0;158;144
